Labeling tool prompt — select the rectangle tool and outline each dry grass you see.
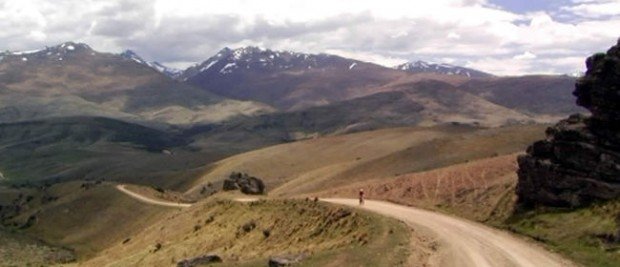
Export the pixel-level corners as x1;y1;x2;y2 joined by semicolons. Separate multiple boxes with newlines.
507;201;620;267
186;126;467;196
6;182;172;258
84;198;410;267
318;153;620;266
0;228;75;266
317;154;521;223
187;124;546;199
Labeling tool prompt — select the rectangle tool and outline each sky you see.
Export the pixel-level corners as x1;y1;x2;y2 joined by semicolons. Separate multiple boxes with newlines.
0;0;618;75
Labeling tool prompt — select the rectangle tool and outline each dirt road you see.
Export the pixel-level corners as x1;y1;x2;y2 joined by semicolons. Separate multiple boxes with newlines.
114;185;573;266
323;198;575;267
116;185;191;208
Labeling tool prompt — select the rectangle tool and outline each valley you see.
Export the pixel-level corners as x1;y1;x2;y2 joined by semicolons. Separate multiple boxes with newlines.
0;37;617;267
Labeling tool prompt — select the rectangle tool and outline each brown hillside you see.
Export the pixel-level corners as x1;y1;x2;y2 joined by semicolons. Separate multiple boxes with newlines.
187;124;547;199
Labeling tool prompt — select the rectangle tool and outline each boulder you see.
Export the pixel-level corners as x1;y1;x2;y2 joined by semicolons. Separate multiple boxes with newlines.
239;177;265;194
517;38;620;208
176;254;222;267
222;179;239;191
222;172;265;195
268;253;307;267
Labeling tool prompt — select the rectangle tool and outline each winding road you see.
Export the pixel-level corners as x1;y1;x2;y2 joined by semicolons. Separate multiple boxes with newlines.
116;185;191;208
115;185;573;266
324;198;575;267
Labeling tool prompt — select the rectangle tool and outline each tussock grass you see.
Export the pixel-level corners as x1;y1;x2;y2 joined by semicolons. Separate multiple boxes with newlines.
507;201;620;267
0;227;75;266
85;199;410;266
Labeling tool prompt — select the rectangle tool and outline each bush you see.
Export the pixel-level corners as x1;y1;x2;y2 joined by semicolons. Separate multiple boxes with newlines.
153;186;165;193
153;243;162;252
262;229;271;238
241;221;256;232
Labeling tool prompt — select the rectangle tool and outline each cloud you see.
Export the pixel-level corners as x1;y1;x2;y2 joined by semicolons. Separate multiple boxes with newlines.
447;32;461;40
0;0;617;75
563;0;620;18
513;51;537;60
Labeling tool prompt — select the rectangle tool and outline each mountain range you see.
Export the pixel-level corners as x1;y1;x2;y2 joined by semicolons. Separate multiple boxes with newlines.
0;37;615;267
0;41;585;185
0;42;273;127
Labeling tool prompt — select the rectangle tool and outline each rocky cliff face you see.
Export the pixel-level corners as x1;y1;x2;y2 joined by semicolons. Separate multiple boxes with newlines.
517;38;620;208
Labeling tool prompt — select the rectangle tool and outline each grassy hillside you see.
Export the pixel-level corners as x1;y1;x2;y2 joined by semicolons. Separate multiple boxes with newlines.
84;198;410;266
507;201;620;267
1;182;171;258
318;154;620;266
189;80;539;151
0;227;75;266
0;117;239;189
317;154;521;223
458;75;583;117
187;124;547;198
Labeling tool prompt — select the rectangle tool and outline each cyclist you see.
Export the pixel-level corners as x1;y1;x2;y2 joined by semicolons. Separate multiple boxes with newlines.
359;189;365;205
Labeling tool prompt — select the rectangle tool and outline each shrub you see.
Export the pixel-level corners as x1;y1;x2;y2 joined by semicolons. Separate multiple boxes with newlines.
262;229;271;238
241;221;256;232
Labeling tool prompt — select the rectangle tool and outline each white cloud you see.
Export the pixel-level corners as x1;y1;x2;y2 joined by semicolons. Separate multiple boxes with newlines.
564;0;620;18
447;32;461;40
513;51;537;60
0;0;617;75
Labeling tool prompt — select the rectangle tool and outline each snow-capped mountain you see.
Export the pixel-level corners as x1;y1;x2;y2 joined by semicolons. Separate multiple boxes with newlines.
0;42;93;63
120;50;182;78
180;46;397;110
395;60;493;78
179;46;374;81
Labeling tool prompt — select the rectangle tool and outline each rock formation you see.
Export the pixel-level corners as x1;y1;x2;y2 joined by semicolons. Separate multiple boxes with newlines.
268;253;307;267
517;38;620;208
176;254;222;267
222;172;265;195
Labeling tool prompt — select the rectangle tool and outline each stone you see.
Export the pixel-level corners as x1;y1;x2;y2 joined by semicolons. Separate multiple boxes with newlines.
221;172;265;195
268;253;307;267
176;254;222;267
517;38;620;208
238;176;265;194
222;179;239;191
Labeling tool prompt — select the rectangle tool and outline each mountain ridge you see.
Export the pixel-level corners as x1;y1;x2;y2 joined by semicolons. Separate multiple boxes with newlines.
0;42;273;126
395;60;493;78
120;49;182;79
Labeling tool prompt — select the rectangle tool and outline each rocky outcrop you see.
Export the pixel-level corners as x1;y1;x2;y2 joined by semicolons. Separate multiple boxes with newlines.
517;38;620;208
176;254;222;267
268;253;307;267
222;172;265;195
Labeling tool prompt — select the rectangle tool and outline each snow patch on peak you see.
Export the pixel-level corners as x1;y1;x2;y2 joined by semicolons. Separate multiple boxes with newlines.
120;49;182;78
220;62;237;74
395;60;492;78
200;60;219;72
9;49;43;56
349;62;357;70
415;61;429;68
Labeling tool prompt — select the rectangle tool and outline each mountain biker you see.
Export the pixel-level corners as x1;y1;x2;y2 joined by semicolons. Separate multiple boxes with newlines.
359;189;365;205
